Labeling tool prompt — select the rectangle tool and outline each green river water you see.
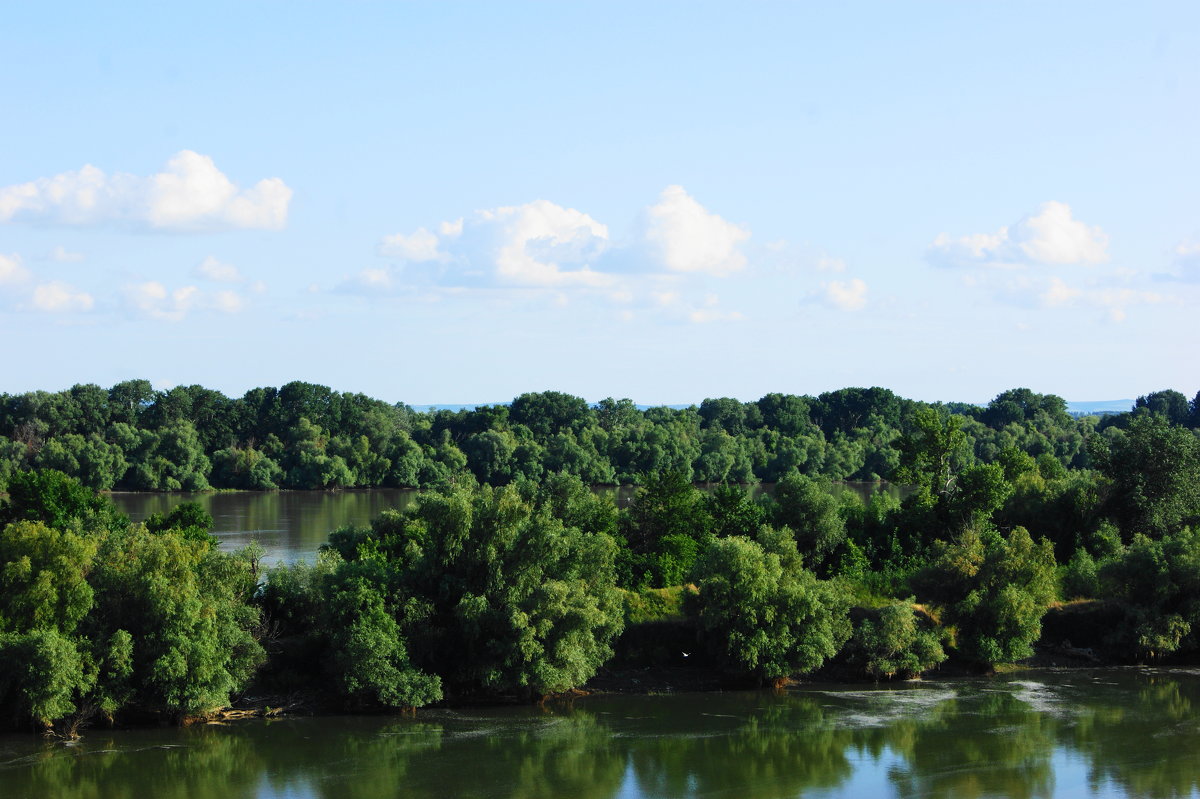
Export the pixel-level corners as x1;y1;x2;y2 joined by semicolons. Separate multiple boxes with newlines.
1;669;1197;798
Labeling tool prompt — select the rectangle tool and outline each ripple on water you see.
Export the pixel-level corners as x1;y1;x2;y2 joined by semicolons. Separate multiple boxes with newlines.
1007;679;1074;716
806;687;960;728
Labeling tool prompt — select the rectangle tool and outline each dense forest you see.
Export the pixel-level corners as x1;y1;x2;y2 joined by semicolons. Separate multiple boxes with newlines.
1;383;1198;734
2;380;1198;492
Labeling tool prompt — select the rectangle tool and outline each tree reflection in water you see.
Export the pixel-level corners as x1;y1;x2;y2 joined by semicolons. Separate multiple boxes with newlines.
4;670;1200;799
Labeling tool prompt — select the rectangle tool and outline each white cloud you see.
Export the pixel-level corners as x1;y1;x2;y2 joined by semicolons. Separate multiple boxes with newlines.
46;245;84;262
816;256;847;272
929;202;1109;267
477;199;612;287
1040;277;1082;307
1039;276;1170;321
378;226;446;261
124;281;245;319
642;185;749;276
195;255;244;283
211;290;245;313
31;281;93;312
125;279;247;316
371;186;753;296
0;151;291;231
373;199;611;290
127;282;199;321
822;278;869;311
0;253;31;286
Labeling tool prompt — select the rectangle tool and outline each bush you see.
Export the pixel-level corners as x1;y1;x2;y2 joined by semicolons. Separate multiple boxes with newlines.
913;526;1056;666
1099;528;1200;659
844;602;946;679
692;526;850;683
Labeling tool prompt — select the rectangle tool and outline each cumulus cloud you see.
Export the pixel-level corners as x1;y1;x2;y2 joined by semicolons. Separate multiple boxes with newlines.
363;187;756;323
0;253;31;286
125;280;245;321
31;281;93;312
194;255;243;283
0;151;291;231
372;199;611;290
479;200;611;287
822;278;869;311
929;202;1109;267
641;185;749;276
370;186;753;294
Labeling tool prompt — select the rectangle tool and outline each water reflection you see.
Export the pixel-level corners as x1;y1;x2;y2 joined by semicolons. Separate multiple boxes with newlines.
4;670;1200;799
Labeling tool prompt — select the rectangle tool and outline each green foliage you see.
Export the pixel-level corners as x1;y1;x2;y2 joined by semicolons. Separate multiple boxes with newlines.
771;472;846;571
33;434;127;491
324;578;441;708
88;525;265;716
622;471;713;587
914;526;1057;666
144;501;217;547
0;629;93;727
0;380;1173;497
295;481;625;703
1061;548;1100;599
948;464;1013;525
1093;414;1200;539
399;483;625;696
0;469;128;533
844;602;946;679
704;482;766;539
692;527;851;681
893;407;968;497
0;472;263;730
211;445;283;489
0;521;96;634
1099;529;1200;659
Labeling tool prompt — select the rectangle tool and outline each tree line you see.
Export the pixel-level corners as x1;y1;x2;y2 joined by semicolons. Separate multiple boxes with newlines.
3;380;1198;492
0;385;1198;734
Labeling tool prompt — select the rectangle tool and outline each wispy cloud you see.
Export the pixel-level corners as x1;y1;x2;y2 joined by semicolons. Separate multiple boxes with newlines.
194;255;244;283
0;253;31;286
31;281;94;312
125;280;248;321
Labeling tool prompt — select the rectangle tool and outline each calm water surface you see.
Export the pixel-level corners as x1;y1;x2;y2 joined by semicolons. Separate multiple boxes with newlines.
1;669;1197;798
109;484;902;565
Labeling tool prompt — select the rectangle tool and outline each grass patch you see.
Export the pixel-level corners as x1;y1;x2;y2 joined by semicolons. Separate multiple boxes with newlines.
622;585;696;624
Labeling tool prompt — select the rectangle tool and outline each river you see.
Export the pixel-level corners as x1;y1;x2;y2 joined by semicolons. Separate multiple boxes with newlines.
1;668;1197;798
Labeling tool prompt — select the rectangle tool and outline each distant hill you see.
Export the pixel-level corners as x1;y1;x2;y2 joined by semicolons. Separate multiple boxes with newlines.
410;399;1137;417
408;402;693;412
1066;400;1134;416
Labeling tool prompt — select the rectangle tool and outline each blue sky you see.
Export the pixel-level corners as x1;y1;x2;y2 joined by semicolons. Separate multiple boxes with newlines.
1;1;1196;405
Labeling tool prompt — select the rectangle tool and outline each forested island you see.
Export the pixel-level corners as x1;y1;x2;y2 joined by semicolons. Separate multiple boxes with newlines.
1;382;1198;736
5;381;1196;492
